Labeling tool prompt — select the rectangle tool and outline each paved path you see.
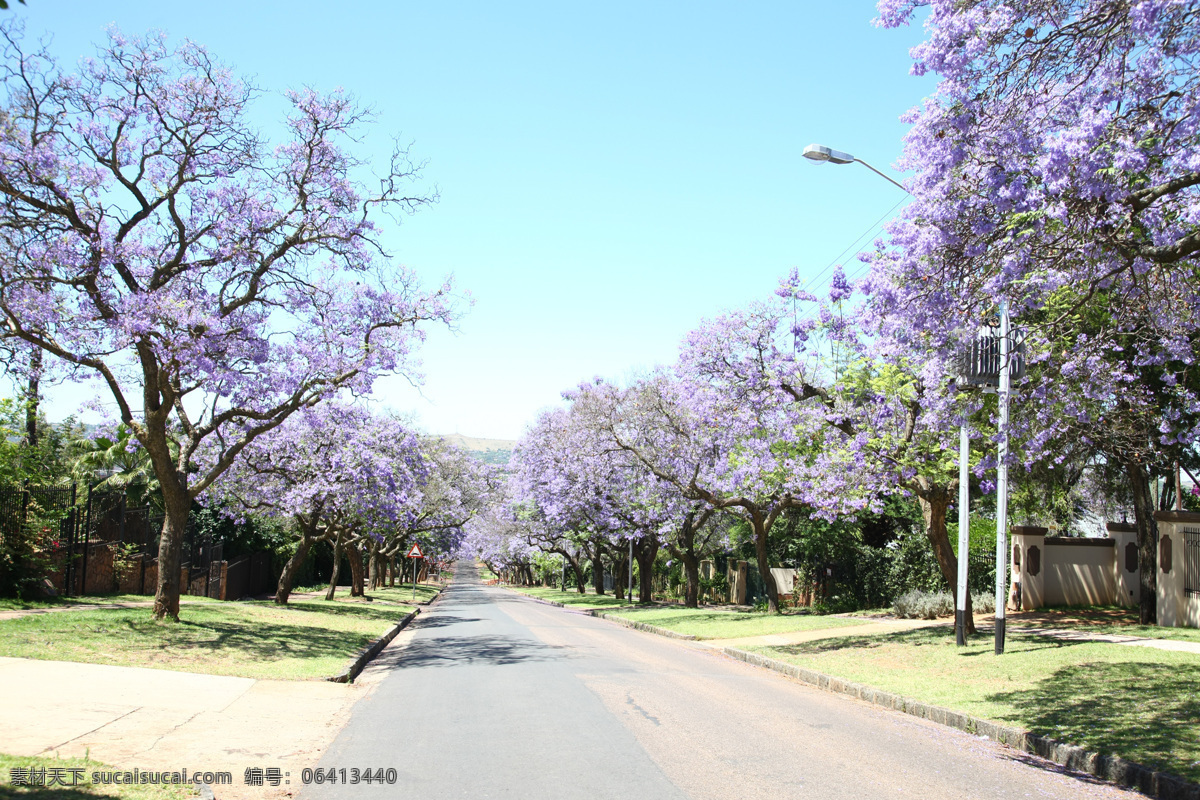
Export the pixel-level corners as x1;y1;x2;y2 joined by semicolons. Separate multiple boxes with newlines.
708;616;942;648
1012;626;1200;654
0;656;362;800
304;563;1135;800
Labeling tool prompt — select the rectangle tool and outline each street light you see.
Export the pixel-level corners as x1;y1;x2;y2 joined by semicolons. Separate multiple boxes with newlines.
803;143;1011;651
802;143;908;193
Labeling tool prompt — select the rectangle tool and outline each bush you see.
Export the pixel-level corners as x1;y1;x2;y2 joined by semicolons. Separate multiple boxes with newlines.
892;590;996;619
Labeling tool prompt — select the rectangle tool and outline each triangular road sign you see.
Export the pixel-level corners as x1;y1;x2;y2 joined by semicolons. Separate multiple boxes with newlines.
406;542;424;558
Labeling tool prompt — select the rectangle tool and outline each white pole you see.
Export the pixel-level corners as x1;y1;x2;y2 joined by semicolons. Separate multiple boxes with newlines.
995;301;1010;655
956;422;970;646
628;537;634;603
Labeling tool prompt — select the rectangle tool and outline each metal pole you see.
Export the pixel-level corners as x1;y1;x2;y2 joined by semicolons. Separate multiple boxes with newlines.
411;558;417;603
995;301;1010;655
628;538;634;604
956;423;970;646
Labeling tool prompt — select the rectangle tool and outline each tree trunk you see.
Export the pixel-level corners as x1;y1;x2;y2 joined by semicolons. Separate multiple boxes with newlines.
590;547;606;595
917;488;975;634
1126;460;1158;625
347;540;365;596
670;509;709;609
636;536;658;604
681;550;700;608
556;549;587;594
152;482;190;620
747;510;780;613
276;534;315;606
23;349;40;448
325;535;344;601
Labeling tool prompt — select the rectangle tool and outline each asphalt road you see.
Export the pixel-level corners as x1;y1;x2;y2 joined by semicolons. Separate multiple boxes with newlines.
303;563;1135;800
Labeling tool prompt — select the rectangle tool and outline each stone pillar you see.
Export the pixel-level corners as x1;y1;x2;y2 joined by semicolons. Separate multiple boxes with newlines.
1153;511;1197;628
1009;526;1046;611
732;560;748;605
1106;522;1140;608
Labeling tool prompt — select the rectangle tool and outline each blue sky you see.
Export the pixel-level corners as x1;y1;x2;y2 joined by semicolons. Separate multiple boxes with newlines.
6;1;933;440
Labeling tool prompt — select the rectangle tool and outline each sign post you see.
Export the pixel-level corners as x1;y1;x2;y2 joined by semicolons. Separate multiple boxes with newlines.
407;542;424;602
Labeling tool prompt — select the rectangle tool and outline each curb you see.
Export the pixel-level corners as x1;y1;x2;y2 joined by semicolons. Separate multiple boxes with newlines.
509;587;1198;799
327;608;420;684
586;610;697;640
325;582;450;683
718;646;1200;800
507;590;698;641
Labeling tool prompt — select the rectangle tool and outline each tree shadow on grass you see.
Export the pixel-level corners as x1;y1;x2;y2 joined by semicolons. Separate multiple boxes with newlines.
989;660;1200;783
770;627;950;655
162;617;381;662
269;601;405;622
0;785;112;799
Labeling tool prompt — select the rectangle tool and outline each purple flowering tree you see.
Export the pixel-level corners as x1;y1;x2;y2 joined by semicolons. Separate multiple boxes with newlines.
209;403;426;605
0;24;456;618
376;437;495;589
572;371;811;613
871;0;1200;622
681;271;995;626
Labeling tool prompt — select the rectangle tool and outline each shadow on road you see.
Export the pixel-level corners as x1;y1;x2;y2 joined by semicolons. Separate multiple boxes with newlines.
407;613;482;630
396;634;568;669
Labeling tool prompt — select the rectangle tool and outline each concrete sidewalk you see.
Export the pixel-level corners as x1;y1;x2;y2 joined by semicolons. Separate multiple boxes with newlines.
0;647;407;800
704;612;1200;654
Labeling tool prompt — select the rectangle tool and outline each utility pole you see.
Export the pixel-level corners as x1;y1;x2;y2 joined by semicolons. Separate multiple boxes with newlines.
956;422;970;646
995;301;1011;655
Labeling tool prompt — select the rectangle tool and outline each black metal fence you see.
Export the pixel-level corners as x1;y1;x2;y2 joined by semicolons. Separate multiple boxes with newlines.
0;482;225;597
225;551;274;599
1185;529;1200;597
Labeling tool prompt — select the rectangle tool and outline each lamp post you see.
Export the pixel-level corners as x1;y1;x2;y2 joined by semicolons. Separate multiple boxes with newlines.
802;144;908;192
803;143;976;648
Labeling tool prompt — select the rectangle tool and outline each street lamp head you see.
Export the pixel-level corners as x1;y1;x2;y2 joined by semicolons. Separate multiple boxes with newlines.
803;143;855;165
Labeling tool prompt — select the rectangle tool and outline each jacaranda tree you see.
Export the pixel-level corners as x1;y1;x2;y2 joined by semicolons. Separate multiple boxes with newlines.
871;0;1200;622
0;23;456;618
207;402;427;605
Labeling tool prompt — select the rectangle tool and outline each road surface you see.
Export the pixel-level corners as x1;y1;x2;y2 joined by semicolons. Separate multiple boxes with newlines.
304;563;1134;799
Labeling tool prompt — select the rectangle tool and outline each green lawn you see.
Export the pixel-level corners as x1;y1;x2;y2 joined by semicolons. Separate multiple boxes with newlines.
0;753;196;799
0;595;219;613
752;626;1200;782
606;606;869;639
348;585;441;605
509;587;870;639
0;599;415;680
507;585;636;609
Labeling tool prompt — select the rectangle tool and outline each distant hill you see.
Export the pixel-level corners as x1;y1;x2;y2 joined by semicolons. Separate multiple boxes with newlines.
436;434;516;465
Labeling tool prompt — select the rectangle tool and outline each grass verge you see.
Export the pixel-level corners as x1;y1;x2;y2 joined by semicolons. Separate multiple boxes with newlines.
0;596;219;613
507;585;636;609
510;586;870;639
607;606;869;639
0;753;195;799
750;626;1200;782
0;599;415;680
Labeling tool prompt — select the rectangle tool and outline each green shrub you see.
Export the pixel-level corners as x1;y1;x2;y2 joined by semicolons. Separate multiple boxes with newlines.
892;590;996;619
